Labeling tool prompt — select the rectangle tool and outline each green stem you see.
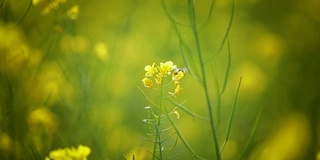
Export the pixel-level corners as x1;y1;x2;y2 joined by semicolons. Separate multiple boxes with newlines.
157;81;165;160
152;136;157;160
239;105;264;160
220;76;242;154
188;1;220;159
164;106;206;160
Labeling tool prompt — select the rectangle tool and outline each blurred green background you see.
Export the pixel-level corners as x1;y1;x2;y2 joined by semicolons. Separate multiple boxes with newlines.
0;0;319;159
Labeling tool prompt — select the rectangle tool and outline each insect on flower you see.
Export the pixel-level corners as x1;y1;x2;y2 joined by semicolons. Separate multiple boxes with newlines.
173;68;187;76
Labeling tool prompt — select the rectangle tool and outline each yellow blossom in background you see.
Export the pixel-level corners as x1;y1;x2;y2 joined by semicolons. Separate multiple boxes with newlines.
94;41;109;61
46;145;91;160
67;5;80;20
0;133;12;153
40;0;68;15
48;148;67;159
27;107;57;134
32;0;42;5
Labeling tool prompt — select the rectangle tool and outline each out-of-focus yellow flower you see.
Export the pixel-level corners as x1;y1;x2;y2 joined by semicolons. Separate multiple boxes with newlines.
41;0;67;15
94;41;109;61
142;78;153;89
0;133;12;153
27;107;57;134
47;145;91;160
317;151;320;160
49;148;67;159
144;63;157;77
67;5;80;20
158;61;176;77
77;145;91;158
32;0;42;5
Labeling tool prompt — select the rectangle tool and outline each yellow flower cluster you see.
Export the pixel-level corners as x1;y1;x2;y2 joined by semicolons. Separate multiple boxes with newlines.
142;61;185;97
45;145;91;160
33;0;67;15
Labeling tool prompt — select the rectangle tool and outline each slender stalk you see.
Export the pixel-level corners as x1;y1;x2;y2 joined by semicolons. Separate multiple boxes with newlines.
7;0;33;30
152;130;157;160
151;80;165;160
155;122;163;160
168;98;209;121
156;81;165;160
239;105;264;160
205;0;235;63
188;0;220;159
220;37;232;94
164;106;206;160
220;76;242;153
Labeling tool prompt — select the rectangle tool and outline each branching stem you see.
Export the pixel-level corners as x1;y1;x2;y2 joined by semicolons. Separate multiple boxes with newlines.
188;0;220;159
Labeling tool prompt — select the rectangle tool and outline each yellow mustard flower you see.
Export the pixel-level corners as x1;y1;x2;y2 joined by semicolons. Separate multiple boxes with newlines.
49;148;67;159
47;145;91;160
77;145;91;158
142;78;153;89
172;70;185;81
142;61;184;97
67;145;90;160
169;84;182;97
158;61;176;77
144;63;157;77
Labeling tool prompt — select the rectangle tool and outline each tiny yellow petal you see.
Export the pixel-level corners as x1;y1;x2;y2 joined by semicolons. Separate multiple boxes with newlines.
174;111;180;119
158;61;176;76
169;84;182;97
142;78;153;89
144;63;157;77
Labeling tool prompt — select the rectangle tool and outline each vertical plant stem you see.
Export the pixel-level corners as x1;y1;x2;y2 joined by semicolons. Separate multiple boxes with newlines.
155;81;164;160
152;134;157;160
188;0;220;159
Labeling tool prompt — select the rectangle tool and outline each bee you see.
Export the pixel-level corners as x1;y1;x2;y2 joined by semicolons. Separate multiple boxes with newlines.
173;68;187;75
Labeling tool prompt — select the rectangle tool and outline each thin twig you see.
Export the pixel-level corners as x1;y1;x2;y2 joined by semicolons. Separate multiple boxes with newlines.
188;0;221;159
220;76;242;154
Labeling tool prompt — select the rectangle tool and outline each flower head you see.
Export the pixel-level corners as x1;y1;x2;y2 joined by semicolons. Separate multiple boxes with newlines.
158;61;176;77
142;61;184;97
